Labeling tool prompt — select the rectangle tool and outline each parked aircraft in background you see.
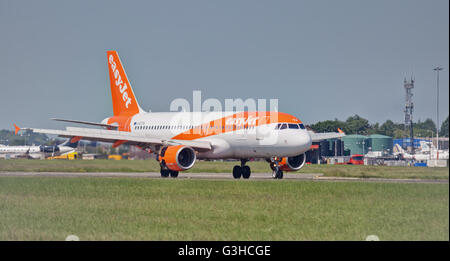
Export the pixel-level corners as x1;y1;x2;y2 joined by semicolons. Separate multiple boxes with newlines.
17;51;344;179
0;137;79;159
393;142;449;161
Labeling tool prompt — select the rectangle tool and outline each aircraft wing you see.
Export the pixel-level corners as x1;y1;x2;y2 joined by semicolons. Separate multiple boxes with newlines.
308;131;346;142
27;126;212;152
51;118;119;130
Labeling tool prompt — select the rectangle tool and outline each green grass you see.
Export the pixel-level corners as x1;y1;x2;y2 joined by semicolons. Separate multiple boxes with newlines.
0;159;448;180
0;177;448;240
304;164;449;180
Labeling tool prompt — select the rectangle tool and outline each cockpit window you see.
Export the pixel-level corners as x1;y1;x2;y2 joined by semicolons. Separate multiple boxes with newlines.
299;123;305;129
288;124;299;129
275;123;290;130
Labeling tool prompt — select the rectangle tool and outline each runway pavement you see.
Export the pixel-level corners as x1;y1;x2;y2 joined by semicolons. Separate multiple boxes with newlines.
0;171;447;183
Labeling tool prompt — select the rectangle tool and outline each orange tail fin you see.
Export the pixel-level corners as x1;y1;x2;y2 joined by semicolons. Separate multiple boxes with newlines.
13;124;20;135
107;51;143;116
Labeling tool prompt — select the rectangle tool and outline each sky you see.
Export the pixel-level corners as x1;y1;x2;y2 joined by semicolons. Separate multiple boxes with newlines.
0;0;448;130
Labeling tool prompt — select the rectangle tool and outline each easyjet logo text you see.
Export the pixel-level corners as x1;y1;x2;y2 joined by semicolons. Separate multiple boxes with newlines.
109;55;132;108
225;116;259;126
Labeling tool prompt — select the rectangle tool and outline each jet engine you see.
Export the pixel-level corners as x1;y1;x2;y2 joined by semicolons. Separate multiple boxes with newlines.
39;145;59;153
270;153;306;172
158;145;196;171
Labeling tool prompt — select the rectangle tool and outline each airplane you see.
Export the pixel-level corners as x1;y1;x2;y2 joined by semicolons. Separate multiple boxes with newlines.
393;143;449;161
17;50;345;179
417;140;449;159
0;135;79;159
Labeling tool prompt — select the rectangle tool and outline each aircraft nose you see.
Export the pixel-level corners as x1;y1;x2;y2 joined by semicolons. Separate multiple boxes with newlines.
289;130;312;153
302;131;312;149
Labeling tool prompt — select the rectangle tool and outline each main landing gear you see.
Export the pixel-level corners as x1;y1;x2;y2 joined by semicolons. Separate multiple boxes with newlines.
232;159;251;179
160;168;179;178
160;162;179;178
269;157;283;179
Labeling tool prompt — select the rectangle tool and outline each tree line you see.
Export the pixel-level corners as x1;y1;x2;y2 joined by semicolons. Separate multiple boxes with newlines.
0;129;50;146
309;115;449;139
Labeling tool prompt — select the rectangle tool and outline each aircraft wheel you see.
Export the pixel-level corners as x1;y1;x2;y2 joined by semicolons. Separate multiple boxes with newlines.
169;170;179;178
160;169;170;178
273;169;283;179
276;170;284;179
242;166;251;179
232;165;242;179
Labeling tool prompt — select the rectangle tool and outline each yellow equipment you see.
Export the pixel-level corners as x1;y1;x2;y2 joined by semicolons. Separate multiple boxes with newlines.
108;154;122;160
48;152;78;160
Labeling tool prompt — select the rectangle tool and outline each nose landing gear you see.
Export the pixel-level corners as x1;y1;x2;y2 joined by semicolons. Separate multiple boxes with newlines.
270;157;284;179
232;159;251;179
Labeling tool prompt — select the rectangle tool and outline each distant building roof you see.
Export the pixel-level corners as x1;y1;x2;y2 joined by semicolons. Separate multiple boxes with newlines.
368;134;392;139
342;134;368;139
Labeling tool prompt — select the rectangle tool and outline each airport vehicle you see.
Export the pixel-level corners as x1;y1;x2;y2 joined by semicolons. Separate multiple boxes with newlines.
48;151;78;160
0;137;79;159
17;51;344;179
347;154;364;165
334;154;364;165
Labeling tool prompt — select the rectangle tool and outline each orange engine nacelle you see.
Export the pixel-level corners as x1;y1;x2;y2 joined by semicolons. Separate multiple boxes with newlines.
276;153;306;171
158;145;196;171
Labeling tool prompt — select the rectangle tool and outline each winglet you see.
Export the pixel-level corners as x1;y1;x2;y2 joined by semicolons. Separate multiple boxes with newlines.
337;128;344;134
13;124;20;135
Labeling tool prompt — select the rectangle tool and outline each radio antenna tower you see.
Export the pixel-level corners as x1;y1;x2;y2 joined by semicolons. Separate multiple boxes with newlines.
404;77;414;154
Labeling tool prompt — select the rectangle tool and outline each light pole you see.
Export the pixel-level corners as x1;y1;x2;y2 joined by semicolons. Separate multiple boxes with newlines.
427;129;433;160
433;66;443;160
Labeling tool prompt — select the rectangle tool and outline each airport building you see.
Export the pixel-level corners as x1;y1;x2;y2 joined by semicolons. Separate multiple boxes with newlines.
394;138;430;149
306;139;345;164
394;137;449;150
341;135;369;155
367;134;393;155
306;134;396;164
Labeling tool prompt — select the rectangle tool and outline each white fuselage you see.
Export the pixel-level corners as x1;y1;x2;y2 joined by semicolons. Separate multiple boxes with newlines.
0;146;42;159
114;111;312;159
